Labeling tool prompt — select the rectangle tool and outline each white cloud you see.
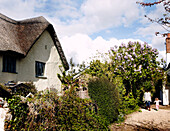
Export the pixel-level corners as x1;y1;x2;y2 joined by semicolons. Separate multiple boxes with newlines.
81;0;139;26
0;0;144;37
147;2;167;21
60;34;146;64
52;0;141;37
60;34;166;65
136;23;165;38
135;22;166;51
0;0;39;19
151;36;166;50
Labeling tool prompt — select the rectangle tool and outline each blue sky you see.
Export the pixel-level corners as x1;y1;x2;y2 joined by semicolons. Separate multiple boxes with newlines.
0;0;168;64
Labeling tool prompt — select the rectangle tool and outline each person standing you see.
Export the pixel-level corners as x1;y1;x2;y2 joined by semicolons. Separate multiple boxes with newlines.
144;90;152;111
154;98;161;111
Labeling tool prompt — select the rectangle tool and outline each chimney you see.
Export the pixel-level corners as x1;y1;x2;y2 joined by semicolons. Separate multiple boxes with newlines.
166;33;170;53
166;33;170;67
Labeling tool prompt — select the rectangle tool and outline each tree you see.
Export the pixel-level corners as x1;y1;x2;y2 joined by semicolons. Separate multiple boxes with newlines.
136;0;170;36
87;42;166;101
58;58;86;91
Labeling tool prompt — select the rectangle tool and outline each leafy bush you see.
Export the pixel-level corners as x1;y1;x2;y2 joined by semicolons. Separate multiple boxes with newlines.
114;77;139;122
55;89;108;130
119;92;139;115
13;82;37;97
6;96;29;130
6;89;109;131
25;90;59;130
88;77;120;123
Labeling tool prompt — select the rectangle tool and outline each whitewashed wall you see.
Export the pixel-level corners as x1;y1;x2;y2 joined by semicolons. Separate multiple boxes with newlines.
167;53;170;66
0;30;65;93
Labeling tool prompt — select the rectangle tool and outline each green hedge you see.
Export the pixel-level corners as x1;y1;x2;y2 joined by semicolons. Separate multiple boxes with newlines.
88;78;120;123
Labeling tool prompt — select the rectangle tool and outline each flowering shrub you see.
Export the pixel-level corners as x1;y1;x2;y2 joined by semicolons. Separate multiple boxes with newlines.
109;42;165;97
87;42;166;117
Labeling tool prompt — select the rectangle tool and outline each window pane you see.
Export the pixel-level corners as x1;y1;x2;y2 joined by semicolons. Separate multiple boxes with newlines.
3;55;16;73
35;61;45;77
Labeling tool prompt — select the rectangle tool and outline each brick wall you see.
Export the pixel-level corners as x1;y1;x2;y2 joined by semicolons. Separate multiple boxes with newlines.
166;33;170;53
166;33;170;66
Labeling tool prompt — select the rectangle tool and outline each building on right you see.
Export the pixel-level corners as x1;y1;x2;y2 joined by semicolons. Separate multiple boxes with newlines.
164;33;170;105
166;33;170;67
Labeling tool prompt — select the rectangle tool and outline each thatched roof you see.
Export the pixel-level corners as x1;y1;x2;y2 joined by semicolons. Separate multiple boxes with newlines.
0;13;69;70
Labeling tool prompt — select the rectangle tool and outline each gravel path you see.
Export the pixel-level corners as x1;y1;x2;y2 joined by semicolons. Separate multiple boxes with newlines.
110;106;170;131
125;108;170;130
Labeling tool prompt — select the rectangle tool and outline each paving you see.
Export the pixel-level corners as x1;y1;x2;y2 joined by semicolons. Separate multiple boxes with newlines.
110;105;170;131
125;108;170;130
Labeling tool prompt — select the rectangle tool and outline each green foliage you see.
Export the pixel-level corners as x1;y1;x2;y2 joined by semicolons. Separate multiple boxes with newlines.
55;89;108;130
109;42;165;97
58;58;87;90
116;78;139;119
14;83;37;97
87;42;165;101
25;90;60;130
88;77;120;124
6;96;29;130
86;42;165;122
119;92;139;115
6;90;109;130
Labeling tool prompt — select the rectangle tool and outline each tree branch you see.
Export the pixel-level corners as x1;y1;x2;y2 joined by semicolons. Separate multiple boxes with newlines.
136;0;165;7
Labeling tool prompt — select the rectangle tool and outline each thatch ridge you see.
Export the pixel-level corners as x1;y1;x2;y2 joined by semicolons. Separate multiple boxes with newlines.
0;13;69;70
0;13;17;24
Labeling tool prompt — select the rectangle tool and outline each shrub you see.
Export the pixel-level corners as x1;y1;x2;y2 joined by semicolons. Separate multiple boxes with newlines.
13;82;37;97
6;96;29;130
6;89;109;130
119;92;139;115
118;80;139;117
88;77;120;123
55;89;108;130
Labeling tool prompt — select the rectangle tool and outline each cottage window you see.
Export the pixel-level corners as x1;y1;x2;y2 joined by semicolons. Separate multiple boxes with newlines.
3;55;16;73
35;61;45;77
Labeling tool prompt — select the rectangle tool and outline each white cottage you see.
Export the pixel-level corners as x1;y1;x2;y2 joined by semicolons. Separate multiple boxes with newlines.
0;13;69;92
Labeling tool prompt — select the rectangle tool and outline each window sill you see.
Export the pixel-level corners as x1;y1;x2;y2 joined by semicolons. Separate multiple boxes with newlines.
36;76;47;79
2;71;18;74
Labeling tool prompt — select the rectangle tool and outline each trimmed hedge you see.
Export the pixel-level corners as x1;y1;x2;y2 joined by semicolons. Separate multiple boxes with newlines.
88;78;120;123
